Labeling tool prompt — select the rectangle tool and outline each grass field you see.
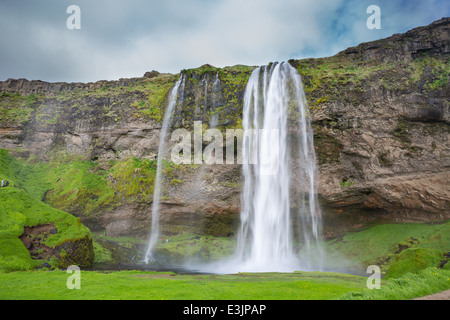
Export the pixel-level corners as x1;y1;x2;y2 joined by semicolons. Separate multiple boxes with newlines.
0;267;448;300
0;270;369;300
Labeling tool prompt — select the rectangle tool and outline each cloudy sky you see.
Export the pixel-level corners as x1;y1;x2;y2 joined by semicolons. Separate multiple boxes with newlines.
0;0;448;83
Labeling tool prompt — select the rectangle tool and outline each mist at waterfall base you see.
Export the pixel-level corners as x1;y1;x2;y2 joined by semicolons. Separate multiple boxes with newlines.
143;62;348;274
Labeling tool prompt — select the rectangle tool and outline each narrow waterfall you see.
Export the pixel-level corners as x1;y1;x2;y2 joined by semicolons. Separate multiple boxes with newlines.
210;72;220;128
144;74;185;263
233;61;323;272
144;71;219;263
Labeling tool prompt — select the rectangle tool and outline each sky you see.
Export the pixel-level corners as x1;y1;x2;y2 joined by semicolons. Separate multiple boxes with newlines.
0;0;449;83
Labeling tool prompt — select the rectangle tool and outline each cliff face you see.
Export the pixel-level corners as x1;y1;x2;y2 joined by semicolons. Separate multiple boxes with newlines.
0;18;449;239
297;17;450;235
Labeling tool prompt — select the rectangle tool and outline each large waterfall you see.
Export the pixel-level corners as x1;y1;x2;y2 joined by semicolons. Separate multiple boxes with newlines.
230;61;323;272
144;62;323;272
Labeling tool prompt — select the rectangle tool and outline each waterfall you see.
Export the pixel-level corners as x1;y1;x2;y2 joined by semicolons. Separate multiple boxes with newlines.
144;74;185;263
144;63;323;272
232;61;323;272
210;72;220;128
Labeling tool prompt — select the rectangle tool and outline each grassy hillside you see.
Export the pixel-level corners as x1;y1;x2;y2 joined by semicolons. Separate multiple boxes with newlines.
0;149;93;272
322;220;450;274
0;149;189;218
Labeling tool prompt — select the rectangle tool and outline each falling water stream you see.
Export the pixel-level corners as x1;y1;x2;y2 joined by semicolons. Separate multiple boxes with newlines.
231;61;323;272
144;75;185;263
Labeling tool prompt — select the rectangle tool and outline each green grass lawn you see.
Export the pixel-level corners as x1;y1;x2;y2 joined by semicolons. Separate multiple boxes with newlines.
0;270;367;300
1;267;448;300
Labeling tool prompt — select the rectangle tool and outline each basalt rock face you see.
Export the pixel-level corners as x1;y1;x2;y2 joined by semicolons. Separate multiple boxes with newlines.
0;65;252;238
0;76;174;161
342;17;450;63
300;18;450;237
0;18;449;239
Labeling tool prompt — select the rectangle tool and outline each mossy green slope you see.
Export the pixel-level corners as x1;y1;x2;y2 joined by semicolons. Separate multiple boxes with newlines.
323;221;450;274
0;187;92;272
385;248;446;279
0;149;94;272
0;149;50;200
0;149;160;217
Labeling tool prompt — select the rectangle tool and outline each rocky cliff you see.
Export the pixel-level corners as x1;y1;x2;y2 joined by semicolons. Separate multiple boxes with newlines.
0;18;449;239
298;17;449;236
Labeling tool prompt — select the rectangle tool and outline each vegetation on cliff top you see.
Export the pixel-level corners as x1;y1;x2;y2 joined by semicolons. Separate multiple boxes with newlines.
0;64;255;131
0;92;37;127
291;53;449;110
